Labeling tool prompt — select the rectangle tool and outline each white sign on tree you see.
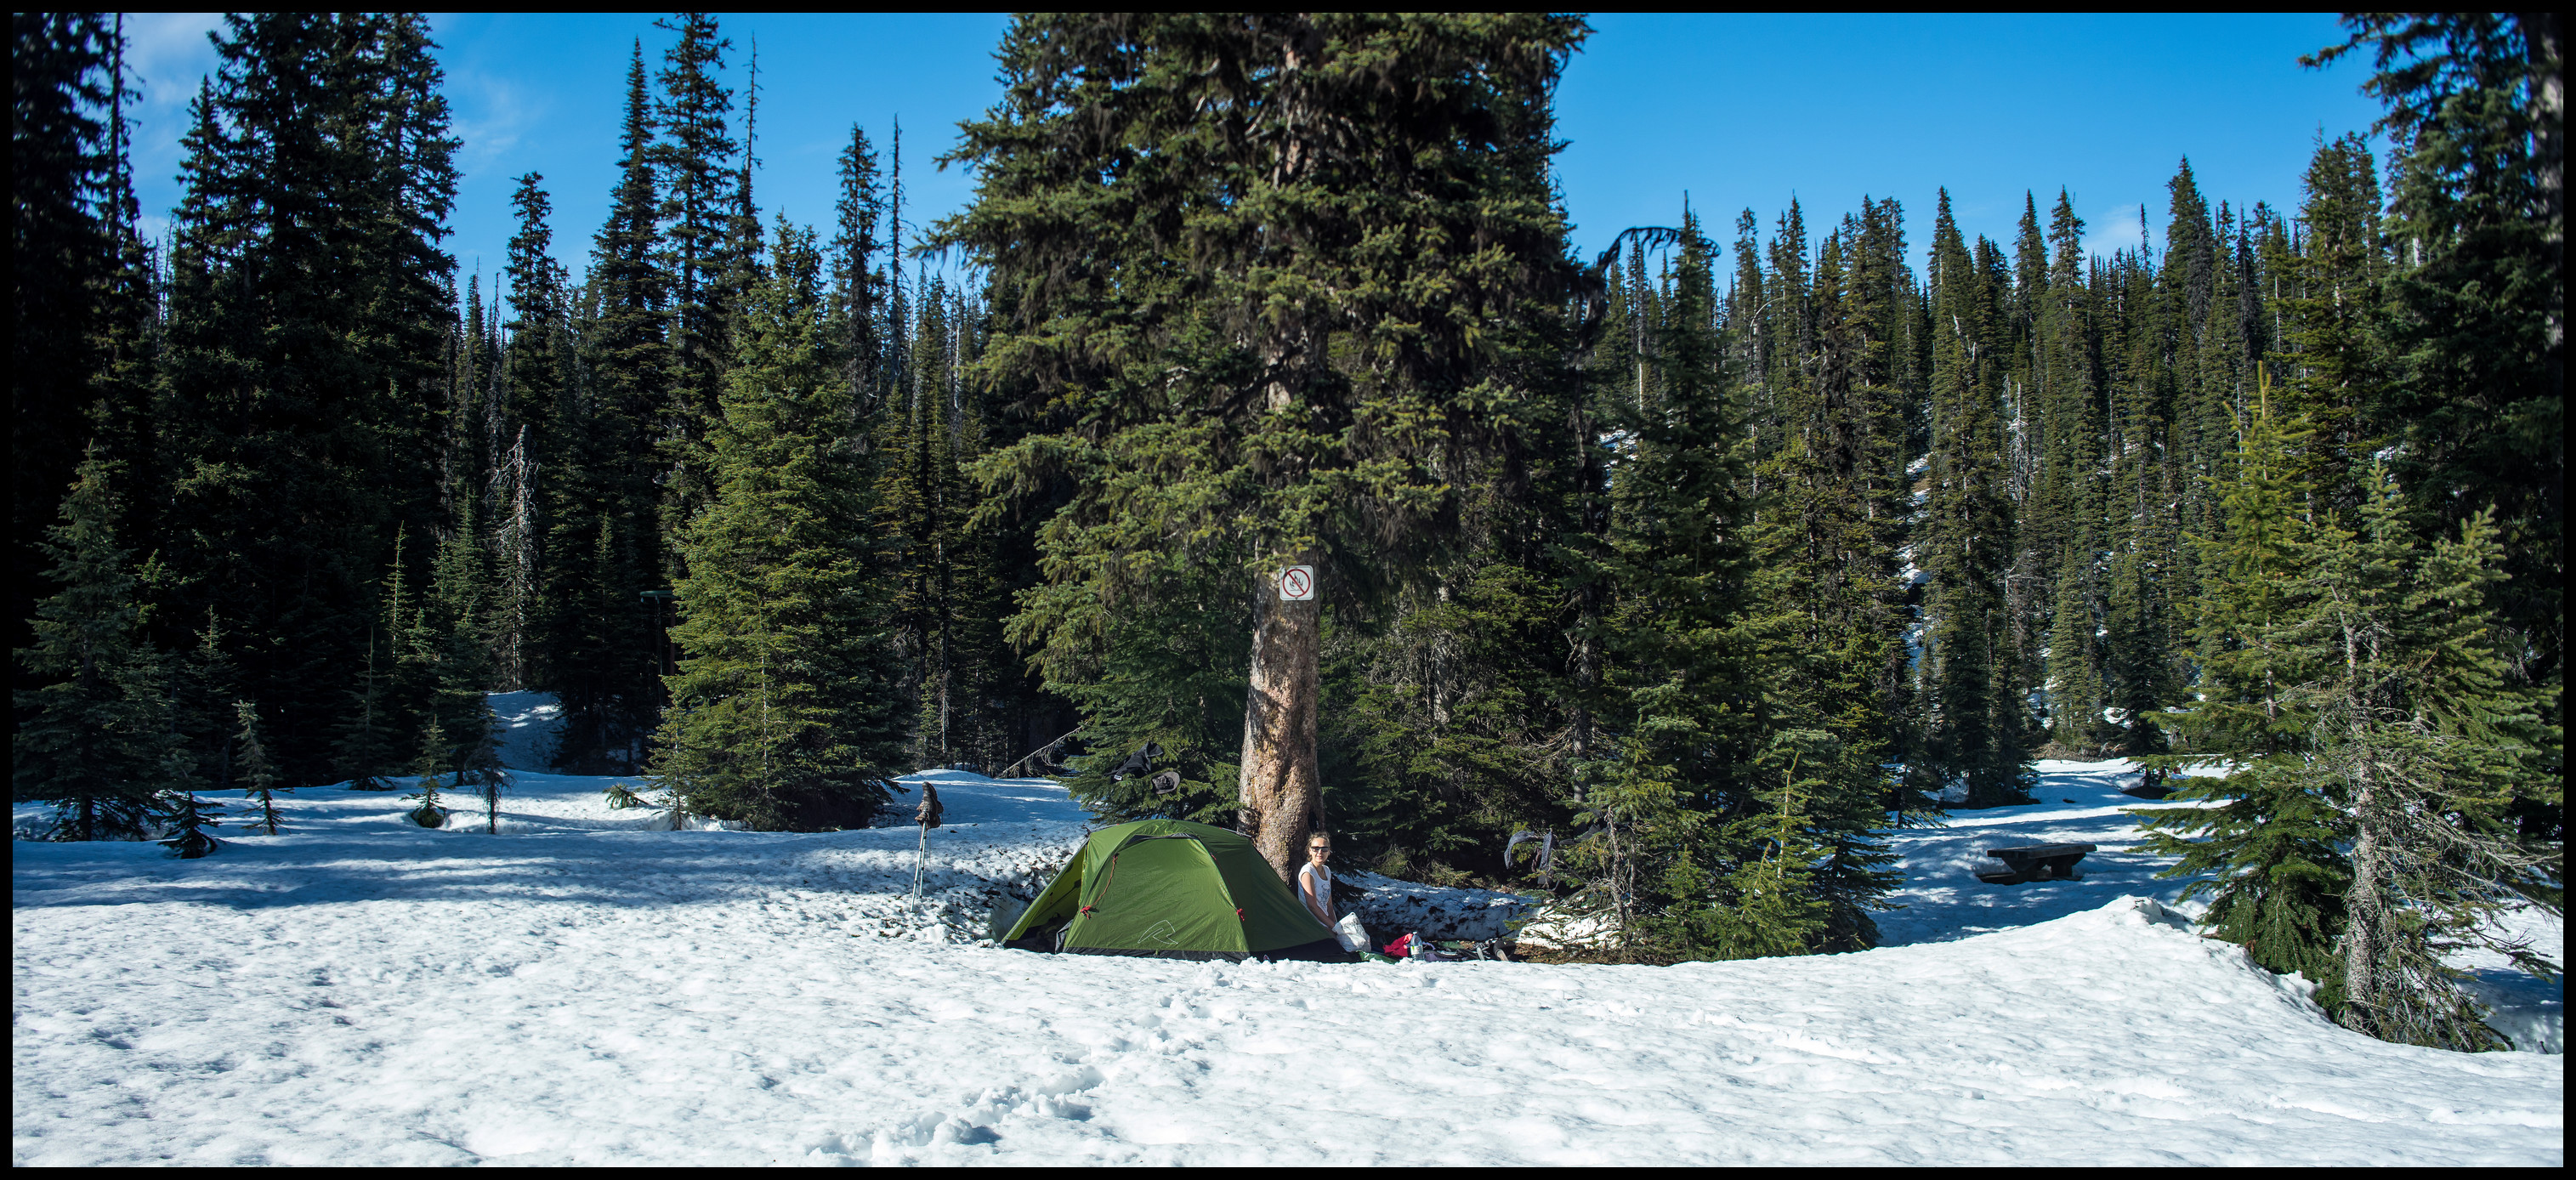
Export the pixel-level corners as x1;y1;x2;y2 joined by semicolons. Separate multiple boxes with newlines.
1278;565;1315;602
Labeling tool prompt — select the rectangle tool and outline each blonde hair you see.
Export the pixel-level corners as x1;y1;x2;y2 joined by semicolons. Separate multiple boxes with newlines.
1308;831;1331;847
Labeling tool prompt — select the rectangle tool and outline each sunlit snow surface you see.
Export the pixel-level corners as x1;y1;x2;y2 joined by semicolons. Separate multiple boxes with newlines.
12;699;2561;1165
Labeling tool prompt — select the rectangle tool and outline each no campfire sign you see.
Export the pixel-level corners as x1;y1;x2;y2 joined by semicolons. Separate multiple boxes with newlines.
1278;565;1316;602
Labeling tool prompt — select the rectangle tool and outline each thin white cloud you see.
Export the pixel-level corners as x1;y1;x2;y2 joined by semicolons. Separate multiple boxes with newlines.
121;13;225;112
2081;202;2149;261
446;68;545;178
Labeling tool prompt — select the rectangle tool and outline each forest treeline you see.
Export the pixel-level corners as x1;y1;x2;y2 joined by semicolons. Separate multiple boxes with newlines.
12;13;2562;1048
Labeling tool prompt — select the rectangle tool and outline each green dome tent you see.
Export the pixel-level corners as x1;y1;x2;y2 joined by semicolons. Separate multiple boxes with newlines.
1000;820;1348;962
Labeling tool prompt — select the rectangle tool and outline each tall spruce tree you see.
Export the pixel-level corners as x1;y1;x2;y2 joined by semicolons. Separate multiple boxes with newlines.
828;122;886;414
2300;467;2556;1049
157;14;458;782
648;12;740;546
1921;193;2036;805
654;225;906;831
13;454;187;840
2313;15;2562;843
943;14;1589;878
13;14;121;678
14;14;162;718
2138;383;2351;996
559;40;670;771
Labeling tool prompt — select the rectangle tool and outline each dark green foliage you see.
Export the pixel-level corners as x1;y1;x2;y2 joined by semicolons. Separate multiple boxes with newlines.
2314;14;2562;842
1731;206;1916;946
14;455;187;841
9;11;2557;998
647;12;740;533
943;10;1589;702
175;610;243;794
942;14;1593;879
233;700;285;835
553;42;673;774
1921;193;2038;806
158;790;224;859
653;225;906;831
879;276;1009;768
2148;388;2561;1047
11;14;141;685
828;122;885;410
1534;210;1904;960
2138;386;2352;999
1321;552;1569;874
156;14;459;784
404;719;450;829
1053;568;1252;826
332;529;484;787
2297;470;2556;1050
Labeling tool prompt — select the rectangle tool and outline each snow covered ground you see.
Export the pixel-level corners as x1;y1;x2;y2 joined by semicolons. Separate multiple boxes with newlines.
13;699;2562;1166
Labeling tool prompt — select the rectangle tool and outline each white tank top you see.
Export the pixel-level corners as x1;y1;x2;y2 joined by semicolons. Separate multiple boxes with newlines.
1298;862;1332;914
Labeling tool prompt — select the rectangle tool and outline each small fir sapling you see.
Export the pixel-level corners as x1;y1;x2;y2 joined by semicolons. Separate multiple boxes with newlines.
234;701;284;834
602;780;644;809
158;789;224;859
404;720;450;829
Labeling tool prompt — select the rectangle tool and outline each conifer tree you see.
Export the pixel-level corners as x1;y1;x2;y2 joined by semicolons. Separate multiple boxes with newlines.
233;700;284;835
496;170;569;692
654;225;906;831
405;719;450;829
1592;213;1764;950
945;13;1590;877
1921;193;2036;805
176;610;243;793
2274;133;2388;509
457;702;508;834
648;12;740;537
2302;468;2556;1049
1319;543;1569;868
2030;192;2111;751
2138;383;2350;994
12;14;125;672
336;532;423;785
158;789;224;859
2314;15;2562;828
1051;566;1254;826
553;45;670;772
828;122;885;412
156;13;458;781
13;454;186;840
1741;209;1915;941
1698;731;1842;958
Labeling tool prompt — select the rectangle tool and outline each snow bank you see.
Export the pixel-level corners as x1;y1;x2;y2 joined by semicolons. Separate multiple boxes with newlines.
10;721;2561;1165
1336;870;1533;942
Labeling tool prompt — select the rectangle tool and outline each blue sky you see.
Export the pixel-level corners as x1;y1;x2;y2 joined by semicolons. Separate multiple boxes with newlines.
120;14;2386;290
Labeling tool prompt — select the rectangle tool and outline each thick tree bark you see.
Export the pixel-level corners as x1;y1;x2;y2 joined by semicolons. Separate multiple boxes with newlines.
1239;570;1323;882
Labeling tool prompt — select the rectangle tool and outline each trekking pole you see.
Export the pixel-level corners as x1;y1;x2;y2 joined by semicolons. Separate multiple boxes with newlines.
911;820;928;911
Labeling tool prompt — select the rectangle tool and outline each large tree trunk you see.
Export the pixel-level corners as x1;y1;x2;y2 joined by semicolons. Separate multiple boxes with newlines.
1239;570;1322;882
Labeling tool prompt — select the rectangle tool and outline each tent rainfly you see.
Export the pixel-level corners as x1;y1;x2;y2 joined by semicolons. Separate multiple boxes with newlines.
1000;820;1347;962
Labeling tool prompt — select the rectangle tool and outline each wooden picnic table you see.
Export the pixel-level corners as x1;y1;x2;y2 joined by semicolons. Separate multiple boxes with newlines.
1975;842;2097;884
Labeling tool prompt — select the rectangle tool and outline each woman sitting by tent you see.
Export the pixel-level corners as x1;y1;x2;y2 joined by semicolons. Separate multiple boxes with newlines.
1298;832;1336;925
